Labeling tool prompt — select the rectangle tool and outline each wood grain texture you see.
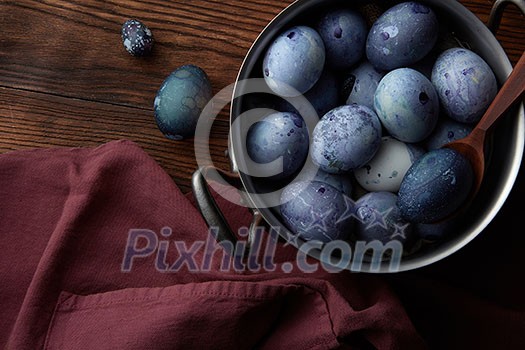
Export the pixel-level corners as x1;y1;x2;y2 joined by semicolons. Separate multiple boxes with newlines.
0;0;524;193
0;87;232;193
0;0;287;108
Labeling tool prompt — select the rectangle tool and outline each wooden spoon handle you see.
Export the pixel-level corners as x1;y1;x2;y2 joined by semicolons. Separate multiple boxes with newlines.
477;52;525;133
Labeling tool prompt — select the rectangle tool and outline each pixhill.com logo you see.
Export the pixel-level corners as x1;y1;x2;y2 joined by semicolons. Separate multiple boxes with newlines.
122;226;403;274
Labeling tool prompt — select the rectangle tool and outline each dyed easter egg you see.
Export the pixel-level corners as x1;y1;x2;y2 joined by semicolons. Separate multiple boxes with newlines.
374;68;439;143
316;9;368;70
355;137;424;192
280;181;355;243
297;164;354;197
409;51;439;80
425;117;474;150
431;47;498;124
311;104;382;173
154;65;212;140
282;69;340;119
354;191;414;245
246;112;309;180
415;217;458;241
345;61;386;110
121;19;154;56
263;26;326;97
366;1;438;70
397;148;474;223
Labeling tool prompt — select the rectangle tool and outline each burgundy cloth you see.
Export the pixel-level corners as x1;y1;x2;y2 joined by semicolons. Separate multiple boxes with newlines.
0;140;523;349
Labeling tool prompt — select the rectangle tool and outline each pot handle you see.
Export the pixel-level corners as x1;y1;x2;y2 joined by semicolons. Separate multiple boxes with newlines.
488;0;525;33
192;166;264;247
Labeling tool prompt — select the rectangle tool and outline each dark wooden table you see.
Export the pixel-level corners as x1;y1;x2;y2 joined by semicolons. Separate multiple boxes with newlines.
0;0;523;194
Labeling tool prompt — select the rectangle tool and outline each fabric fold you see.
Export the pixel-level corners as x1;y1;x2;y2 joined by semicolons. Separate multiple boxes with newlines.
4;139;520;349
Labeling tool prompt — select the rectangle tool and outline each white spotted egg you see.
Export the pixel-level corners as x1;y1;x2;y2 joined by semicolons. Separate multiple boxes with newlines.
354;136;424;192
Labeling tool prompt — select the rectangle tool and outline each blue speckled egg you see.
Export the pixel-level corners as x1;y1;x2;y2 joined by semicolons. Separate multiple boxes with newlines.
366;1;438;70
431;47;498;124
316;9;368;70
374;68;439;143
263;26;326;97
297;164;354;197
354;191;414;245
415;217;458;241
345;61;386;110
121;19;154;56
398;148;474;223
280;181;355;243
246;112;309;180
355;136;425;192
311;104;382;173
425;117;474;150
409;51;438;80
154;65;212;140
282;69;340;119
311;169;353;197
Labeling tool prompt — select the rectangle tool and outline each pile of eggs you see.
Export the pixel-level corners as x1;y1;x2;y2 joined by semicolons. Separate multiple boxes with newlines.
246;1;498;249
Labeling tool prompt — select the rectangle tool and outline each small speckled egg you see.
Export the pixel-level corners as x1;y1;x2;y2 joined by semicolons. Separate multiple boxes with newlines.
263;26;326;97
425;117;474;150
316;9;368;70
397;148;474;223
366;1;439;70
280;181;355;243
121;19;154;56
374;68;440;143
246;112;309;180
154;65;212;140
431;47;498;124
355;136;425;192
354;191;414;245
344;61;386;110
311;104;382;173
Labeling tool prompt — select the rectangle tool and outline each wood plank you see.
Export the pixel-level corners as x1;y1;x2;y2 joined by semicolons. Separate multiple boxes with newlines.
0;87;231;193
0;0;288;109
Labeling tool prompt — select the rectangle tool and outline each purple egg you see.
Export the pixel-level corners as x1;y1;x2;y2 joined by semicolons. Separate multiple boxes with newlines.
374;68;440;143
397;148;474;223
263;26;325;97
246;112;309;180
354;191;414;245
311;104;382;173
425;117;474;150
280;181;355;243
297;163;354;197
281;69;340;119
409;51;439;80
316;9;368;70
345;61;386;110
366;1;439;70
415;217;459;241
431;47;498;124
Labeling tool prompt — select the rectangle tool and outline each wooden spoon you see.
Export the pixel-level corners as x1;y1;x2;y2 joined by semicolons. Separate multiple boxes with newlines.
444;52;525;197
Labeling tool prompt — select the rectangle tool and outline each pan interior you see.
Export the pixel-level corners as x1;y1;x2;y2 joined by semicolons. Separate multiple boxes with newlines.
230;0;523;272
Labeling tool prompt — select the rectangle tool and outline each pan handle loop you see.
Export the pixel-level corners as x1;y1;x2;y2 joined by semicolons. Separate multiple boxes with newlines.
488;0;525;34
192;166;239;244
192;166;265;250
